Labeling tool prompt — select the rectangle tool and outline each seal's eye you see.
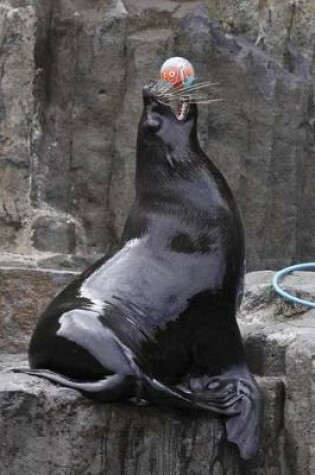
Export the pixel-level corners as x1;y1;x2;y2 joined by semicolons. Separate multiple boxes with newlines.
163;72;168;79
169;71;176;78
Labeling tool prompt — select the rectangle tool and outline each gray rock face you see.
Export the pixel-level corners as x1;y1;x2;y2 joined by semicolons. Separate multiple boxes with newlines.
0;266;77;352
0;3;36;251
32;215;76;253
206;23;314;270
0;358;243;475
239;270;315;475
0;0;314;270
0;360;284;475
208;0;315;67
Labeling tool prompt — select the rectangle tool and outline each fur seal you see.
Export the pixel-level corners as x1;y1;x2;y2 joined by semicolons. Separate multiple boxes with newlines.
23;81;261;460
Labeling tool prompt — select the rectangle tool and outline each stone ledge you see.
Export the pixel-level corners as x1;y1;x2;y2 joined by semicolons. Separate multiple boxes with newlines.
0;355;283;475
239;271;315;475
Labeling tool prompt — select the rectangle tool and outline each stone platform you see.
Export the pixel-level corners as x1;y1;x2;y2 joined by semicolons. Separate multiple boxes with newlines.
0;355;283;475
0;354;241;475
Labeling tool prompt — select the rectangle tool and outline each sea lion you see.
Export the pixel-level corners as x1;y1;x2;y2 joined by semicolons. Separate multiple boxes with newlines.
22;81;261;460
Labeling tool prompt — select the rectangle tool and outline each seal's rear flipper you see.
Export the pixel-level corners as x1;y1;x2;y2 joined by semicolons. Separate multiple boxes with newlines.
212;365;261;460
225;376;261;460
12;368;135;402
189;364;261;460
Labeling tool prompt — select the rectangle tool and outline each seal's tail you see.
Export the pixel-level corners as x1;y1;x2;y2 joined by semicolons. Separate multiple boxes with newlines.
12;368;136;402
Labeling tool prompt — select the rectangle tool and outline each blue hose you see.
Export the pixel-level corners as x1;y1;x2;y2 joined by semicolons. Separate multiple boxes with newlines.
272;263;315;308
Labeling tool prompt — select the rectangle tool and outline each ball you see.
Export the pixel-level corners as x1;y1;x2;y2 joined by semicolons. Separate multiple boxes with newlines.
160;57;195;89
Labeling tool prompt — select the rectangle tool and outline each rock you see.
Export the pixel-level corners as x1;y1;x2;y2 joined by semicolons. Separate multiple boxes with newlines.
244;376;285;475
0;266;78;353
240;270;315;323
206;21;314;271
32;0;129;252
208;0;315;68
0;355;286;475
171;3;212;149
32;215;76;253
0;357;242;475
108;26;173;238
37;252;100;271
239;270;315;475
0;252;99;271
0;3;36;251
0;253;38;269
284;337;315;475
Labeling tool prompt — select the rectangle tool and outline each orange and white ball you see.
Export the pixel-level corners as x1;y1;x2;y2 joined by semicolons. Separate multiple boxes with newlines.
160;57;195;89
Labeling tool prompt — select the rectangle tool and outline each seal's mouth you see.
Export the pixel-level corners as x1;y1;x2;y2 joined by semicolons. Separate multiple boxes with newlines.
173;100;190;121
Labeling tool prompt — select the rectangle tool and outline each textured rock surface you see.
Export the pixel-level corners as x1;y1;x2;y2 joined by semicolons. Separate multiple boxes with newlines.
240;270;315;475
208;0;315;67
0;355;242;475
0;3;36;251
0;355;285;475
32;215;76;253
0;266;77;352
206;23;313;270
0;0;314;270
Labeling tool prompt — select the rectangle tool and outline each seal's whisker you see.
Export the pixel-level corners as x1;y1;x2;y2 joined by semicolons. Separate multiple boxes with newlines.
158;92;216;100
170;81;219;95
156;81;217;96
169;88;218;98
170;80;214;91
158;93;220;103
158;85;173;95
180;94;217;100
156;83;173;95
188;99;223;104
158;100;172;107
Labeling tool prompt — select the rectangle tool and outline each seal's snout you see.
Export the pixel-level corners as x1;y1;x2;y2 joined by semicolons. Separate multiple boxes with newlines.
143;81;158;105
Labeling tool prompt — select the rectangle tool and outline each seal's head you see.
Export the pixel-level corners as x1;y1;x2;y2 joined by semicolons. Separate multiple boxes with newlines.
137;81;200;171
141;80;198;131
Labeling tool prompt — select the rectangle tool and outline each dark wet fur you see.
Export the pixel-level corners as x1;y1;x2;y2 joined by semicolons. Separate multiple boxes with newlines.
18;81;261;460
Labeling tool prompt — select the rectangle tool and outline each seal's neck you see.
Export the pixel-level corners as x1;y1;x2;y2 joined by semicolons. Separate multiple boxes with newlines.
135;123;203;197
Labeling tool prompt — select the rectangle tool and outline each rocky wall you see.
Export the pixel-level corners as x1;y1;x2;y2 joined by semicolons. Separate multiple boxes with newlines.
0;0;314;270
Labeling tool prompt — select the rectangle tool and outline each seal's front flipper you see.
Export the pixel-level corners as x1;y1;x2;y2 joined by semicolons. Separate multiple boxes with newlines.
13;368;135;402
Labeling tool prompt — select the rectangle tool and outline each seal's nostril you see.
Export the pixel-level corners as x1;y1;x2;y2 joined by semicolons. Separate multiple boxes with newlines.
144;114;161;131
